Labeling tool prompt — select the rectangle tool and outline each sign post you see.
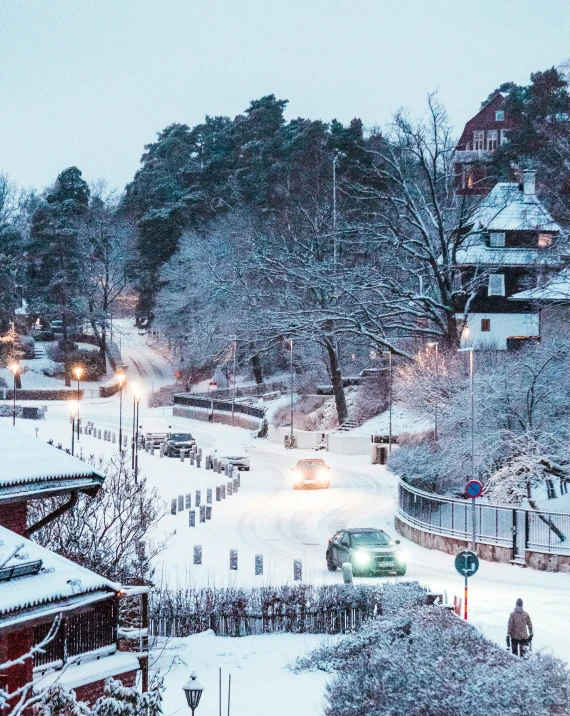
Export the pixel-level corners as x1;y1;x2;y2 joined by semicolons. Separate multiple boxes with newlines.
454;549;479;621
465;479;483;550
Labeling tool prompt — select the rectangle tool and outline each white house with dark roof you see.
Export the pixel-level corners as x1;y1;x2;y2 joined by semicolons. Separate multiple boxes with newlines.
454;170;564;349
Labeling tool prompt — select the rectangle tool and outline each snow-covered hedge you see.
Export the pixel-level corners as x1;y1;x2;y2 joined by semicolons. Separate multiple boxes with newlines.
295;606;569;716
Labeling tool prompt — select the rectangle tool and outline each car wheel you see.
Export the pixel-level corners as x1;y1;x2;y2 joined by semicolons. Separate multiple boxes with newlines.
326;553;337;571
396;566;407;576
244;467;250;471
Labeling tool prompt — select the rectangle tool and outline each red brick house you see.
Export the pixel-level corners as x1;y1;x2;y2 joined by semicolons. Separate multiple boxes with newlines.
454;92;517;195
0;423;147;708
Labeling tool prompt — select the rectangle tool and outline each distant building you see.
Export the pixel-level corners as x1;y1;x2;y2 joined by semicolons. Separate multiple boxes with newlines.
454;92;516;195
454;170;563;350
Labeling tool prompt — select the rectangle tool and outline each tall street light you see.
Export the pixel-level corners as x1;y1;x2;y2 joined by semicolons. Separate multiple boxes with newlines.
131;383;138;470
426;342;439;440
231;337;237;426
117;370;126;452
182;672;205;716
133;386;142;482
72;366;83;439
69;400;78;456
289;339;294;444
458;347;475;481
8;363;19;426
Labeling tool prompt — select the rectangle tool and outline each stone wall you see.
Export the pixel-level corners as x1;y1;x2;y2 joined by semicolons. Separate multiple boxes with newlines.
173;406;260;430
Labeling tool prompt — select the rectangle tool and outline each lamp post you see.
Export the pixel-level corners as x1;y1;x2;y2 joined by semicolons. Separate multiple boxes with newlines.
289;339;294;442
133;387;142;482
117;371;125;452
72;366;83;439
69;400;78;456
182;672;205;716
380;349;393;453
8;363;19;426
231;337;237;426
458;347;475;481
131;383;138;470
426;342;439;440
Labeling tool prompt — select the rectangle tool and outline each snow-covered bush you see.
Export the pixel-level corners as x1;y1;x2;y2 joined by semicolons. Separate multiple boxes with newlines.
295;606;570;716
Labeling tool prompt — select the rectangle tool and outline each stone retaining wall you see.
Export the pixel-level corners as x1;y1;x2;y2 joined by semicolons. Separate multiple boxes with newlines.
173;405;260;430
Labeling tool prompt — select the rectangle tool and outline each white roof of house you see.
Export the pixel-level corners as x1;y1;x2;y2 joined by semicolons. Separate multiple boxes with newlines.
0;421;104;491
454;245;562;267
470;182;560;233
0;525;119;624
510;268;570;302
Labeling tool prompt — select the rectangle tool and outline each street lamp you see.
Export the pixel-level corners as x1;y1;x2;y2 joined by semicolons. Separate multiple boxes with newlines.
116;371;126;452
133;386;142;481
426;342;439;440
72;366;83;439
8;363;19;426
182;672;205;716
458;347;475;481
289;339;294;444
380;349;393;453
69;400;78;456
231;337;237;426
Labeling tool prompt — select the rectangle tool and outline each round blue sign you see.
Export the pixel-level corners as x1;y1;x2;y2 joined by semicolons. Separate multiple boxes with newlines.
465;479;483;498
454;550;479;578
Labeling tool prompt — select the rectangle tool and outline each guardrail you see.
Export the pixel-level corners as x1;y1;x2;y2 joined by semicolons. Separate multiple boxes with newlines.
397;479;570;559
173;394;266;419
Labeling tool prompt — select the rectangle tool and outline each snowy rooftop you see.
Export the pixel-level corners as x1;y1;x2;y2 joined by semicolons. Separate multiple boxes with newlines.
0;524;119;625
510;268;570;302
454;245;562;267
0;421;105;496
469;182;560;233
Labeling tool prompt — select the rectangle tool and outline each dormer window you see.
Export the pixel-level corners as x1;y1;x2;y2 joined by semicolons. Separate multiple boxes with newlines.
473;131;485;151
488;274;505;296
538;234;553;248
495;110;505;122
489;232;505;248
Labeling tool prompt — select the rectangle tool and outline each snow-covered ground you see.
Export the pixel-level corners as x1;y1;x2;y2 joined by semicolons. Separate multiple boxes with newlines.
351;405;432;436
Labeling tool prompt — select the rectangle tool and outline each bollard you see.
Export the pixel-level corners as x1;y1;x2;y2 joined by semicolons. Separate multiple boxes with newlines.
227;481;233;496
205;456;211;471
207;488;212;504
170;499;177;516
185;494;191;509
225;463;229;477
150;442;155;455
97;429;101;439
195;490;201;507
237;472;241;488
180;449;185;463
178;495;184;512
196;456;201;468
342;562;353;585
200;505;206;523
216;486;221;502
255;554;263;576
123;435;128;448
193;545;202;565
233;477;238;493
294;559;303;582
190;453;195;466
159;445;164;458
221;485;226;499
145;442;150;453
217;462;223;475
206;505;212;520
198;447;202;458
112;432;116;444
189;510;196;527
230;549;238;571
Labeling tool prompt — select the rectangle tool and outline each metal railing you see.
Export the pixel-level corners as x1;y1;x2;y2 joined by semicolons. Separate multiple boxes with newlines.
173;394;266;419
397;479;570;557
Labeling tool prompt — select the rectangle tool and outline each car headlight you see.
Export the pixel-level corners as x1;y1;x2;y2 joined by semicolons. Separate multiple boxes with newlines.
396;550;409;564
293;470;302;481
317;470;328;480
353;550;371;565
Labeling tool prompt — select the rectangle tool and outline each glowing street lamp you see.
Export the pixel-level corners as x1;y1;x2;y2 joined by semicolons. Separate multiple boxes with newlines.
116;371;126;452
132;385;142;481
8;363;20;426
72;366;83;439
69;400;79;456
182;672;205;715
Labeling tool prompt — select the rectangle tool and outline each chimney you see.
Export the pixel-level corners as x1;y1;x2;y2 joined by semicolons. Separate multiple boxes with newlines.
522;170;536;203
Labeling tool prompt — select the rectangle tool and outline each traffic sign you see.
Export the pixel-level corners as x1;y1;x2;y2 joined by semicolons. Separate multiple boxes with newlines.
465;479;483;498
454;550;479;578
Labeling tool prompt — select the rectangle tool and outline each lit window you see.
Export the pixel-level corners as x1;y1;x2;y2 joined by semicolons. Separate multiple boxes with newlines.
473;131;485;151
467;173;473;188
495;110;505;122
538;234;553;247
487;130;498;151
481;319;491;332
489;232;505;248
488;274;505;296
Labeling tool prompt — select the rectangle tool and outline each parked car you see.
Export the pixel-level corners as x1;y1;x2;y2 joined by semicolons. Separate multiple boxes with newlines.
291;458;330;489
210;440;250;471
139;417;171;448
326;528;408;576
165;432;196;457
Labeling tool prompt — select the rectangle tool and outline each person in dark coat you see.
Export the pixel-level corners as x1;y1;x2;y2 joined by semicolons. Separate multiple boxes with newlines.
507;598;533;656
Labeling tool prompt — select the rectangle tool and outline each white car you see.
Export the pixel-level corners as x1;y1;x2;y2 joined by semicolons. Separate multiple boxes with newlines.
210;440;250;471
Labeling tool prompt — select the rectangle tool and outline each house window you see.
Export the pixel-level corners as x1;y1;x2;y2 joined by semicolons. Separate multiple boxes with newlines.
538;234;553;247
487;130;498;151
495;110;505;121
500;129;509;145
488;274;505;296
473;131;485;151
481;319;491;332
489;232;505;248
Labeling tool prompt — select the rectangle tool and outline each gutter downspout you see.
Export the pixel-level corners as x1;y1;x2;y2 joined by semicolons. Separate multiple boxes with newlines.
24;491;79;538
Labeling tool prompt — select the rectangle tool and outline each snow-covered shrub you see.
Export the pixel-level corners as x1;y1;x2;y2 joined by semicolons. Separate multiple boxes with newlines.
295;607;570;716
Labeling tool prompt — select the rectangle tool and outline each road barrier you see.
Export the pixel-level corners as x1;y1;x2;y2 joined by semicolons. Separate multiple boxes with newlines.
397;479;570;570
173;393;266;419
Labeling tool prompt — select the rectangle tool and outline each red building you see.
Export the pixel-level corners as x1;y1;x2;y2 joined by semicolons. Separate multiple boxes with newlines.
0;422;147;709
454;92;516;195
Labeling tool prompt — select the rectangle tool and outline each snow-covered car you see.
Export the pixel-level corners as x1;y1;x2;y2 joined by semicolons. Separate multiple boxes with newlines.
210;441;250;471
139;417;171;448
165;432;196;457
326;528;408;576
291;459;330;489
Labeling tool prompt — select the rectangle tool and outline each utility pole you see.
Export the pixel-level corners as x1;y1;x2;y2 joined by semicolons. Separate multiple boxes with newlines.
290;340;294;441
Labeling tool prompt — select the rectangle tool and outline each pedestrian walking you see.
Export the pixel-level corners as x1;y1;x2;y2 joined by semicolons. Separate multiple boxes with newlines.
507;598;533;657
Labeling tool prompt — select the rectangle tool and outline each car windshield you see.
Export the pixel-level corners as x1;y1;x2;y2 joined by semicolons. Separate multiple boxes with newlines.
298;460;324;469
170;433;193;441
351;531;391;547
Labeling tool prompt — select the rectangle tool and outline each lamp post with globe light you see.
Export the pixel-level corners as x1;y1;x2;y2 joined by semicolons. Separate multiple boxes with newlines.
182;672;204;716
8;363;20;426
133;386;142;481
69;401;78;456
72;366;83;439
116;371;126;451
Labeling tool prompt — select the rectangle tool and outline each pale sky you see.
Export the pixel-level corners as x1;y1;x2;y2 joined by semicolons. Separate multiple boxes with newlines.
1;0;569;193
